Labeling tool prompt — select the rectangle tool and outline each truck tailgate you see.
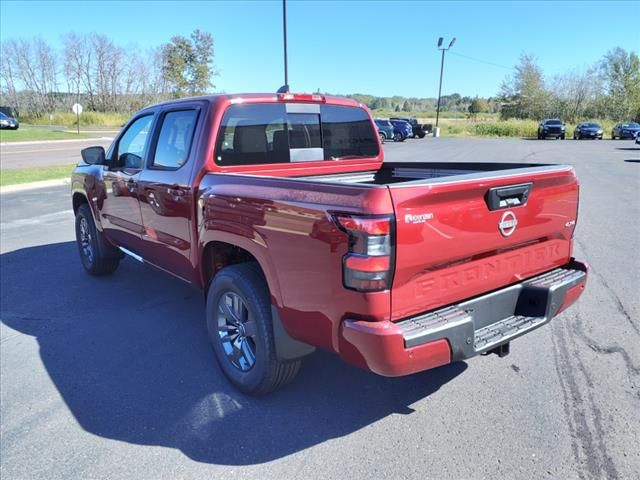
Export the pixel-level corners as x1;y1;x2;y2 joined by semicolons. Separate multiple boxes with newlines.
388;165;579;321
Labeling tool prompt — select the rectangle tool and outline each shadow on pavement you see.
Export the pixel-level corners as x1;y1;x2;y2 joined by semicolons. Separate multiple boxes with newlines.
616;147;640;151
0;242;466;465
623;159;640;163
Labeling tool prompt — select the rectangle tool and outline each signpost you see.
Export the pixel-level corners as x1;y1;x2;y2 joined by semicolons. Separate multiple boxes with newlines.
72;103;83;135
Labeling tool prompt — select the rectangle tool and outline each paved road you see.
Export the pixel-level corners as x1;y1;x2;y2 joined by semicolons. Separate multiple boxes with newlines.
0;137;112;170
1;138;639;480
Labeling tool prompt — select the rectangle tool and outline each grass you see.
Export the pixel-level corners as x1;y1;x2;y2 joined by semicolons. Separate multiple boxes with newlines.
0;128;97;143
21;111;130;128
1;163;75;187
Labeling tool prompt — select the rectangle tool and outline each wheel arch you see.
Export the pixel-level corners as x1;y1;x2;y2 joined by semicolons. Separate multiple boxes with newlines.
201;238;314;360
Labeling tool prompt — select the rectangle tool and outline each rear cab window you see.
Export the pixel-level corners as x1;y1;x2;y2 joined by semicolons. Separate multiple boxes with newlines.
215;103;379;166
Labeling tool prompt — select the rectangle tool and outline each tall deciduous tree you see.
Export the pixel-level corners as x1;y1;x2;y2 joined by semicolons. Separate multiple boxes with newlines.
499;54;549;119
161;29;215;97
599;47;640;121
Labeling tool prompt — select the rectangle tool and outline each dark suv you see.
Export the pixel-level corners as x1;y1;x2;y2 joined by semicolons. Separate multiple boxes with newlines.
374;119;395;143
390;117;426;138
538;119;565;140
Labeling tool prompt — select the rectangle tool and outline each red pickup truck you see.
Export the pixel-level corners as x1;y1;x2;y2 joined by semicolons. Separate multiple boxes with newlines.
72;93;587;394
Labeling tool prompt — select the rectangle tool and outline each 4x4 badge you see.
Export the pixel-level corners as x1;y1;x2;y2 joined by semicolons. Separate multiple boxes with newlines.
499;211;518;237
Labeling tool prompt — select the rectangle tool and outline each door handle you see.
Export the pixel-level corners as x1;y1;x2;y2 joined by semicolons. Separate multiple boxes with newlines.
167;186;185;200
485;182;532;210
126;180;138;192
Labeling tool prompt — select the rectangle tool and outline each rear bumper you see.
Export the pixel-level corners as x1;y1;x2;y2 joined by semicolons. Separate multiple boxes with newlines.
339;259;588;376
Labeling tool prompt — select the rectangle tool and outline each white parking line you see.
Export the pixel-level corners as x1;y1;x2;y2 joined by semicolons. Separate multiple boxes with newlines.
1;209;73;230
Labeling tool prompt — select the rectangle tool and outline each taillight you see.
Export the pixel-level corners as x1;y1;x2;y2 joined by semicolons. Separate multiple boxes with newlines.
277;93;326;103
334;214;394;292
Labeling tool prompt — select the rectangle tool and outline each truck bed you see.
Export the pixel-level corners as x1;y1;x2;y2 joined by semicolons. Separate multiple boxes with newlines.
298;162;564;186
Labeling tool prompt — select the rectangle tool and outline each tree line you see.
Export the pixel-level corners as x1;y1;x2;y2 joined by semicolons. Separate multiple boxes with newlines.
498;48;640;122
0;30;216;118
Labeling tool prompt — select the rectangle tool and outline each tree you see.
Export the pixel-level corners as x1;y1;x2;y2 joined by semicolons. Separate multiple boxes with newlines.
1;37;57;117
599;47;640;120
468;97;489;118
161;29;216;97
394;104;400;112
549;68;598;122
499;53;549;119
401;100;411;112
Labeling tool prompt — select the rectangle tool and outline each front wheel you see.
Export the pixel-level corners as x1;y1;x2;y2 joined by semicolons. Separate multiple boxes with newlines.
560;134;565;140
379;133;386;144
206;263;301;395
393;132;402;142
75;204;120;275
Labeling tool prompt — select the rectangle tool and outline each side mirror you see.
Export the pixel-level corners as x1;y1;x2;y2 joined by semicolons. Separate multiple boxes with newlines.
81;146;106;165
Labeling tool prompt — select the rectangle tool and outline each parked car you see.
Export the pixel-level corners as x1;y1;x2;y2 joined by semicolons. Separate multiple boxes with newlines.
636;131;640;145
573;122;603;140
538;119;565;139
374;118;395;143
611;122;640;139
72;92;587;395
390;119;412;140
0;111;19;130
390;116;426;138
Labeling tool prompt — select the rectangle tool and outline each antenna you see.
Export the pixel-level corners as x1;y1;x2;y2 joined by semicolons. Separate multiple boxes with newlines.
279;0;290;93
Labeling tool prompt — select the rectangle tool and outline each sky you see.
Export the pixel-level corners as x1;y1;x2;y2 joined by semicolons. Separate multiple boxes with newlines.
1;0;639;98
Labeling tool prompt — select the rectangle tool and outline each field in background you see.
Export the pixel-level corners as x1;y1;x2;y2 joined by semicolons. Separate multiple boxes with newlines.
372;110;616;138
19;111;129;128
5;110;618;142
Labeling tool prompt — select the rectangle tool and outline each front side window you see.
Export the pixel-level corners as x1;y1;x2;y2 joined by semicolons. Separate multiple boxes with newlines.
215;103;379;166
116;115;154;169
152;110;199;169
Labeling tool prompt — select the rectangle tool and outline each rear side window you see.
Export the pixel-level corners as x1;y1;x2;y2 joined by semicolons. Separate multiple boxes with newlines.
152;110;199;169
215;103;379;166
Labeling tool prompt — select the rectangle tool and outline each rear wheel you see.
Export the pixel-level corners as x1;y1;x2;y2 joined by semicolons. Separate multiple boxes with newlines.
206;263;301;395
75;204;120;275
393;132;402;142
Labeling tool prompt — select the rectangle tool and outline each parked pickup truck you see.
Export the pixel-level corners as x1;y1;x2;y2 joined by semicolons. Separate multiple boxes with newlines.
72;93;588;395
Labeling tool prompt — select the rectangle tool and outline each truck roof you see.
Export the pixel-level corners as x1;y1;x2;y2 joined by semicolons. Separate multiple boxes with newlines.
144;93;362;111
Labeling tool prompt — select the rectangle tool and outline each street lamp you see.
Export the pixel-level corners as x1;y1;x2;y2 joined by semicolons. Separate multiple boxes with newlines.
435;36;456;130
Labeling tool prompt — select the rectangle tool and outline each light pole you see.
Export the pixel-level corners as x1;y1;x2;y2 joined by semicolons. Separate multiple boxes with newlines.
435;36;456;130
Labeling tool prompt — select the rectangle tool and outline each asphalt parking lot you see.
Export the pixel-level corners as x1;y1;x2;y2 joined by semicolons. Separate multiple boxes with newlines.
1;137;639;479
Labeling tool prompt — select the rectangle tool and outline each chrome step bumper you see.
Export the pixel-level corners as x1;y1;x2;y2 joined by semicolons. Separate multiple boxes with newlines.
396;260;588;360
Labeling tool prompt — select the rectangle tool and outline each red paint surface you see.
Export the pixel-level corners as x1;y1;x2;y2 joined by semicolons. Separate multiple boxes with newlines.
71;93;588;377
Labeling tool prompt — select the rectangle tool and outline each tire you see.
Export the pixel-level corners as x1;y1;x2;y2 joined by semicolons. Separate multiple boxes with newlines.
418;132;425;139
539;133;545;140
612;132;616;140
379;133;386;144
206;262;301;395
393;132;402;142
560;134;565;140
75;203;120;275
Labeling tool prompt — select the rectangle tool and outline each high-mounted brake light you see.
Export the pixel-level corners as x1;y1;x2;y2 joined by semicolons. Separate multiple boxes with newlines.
277;93;326;103
334;214;394;292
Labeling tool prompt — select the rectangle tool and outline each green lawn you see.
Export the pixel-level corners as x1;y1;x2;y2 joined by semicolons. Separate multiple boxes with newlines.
0;128;95;143
0;164;75;187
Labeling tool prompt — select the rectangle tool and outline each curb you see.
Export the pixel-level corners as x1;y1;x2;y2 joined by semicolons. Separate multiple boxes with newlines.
0;178;70;194
0;137;113;147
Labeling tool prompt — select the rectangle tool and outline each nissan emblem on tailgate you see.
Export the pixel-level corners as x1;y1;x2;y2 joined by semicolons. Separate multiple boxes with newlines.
499;211;518;237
